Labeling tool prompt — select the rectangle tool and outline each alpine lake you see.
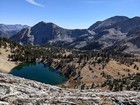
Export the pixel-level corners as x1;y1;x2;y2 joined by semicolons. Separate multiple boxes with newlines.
10;62;67;85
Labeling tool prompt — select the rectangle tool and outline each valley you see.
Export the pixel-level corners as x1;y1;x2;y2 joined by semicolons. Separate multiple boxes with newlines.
0;16;140;104
1;36;140;91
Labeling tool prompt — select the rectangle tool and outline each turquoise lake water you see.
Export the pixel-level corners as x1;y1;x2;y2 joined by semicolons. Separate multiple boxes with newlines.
10;62;67;85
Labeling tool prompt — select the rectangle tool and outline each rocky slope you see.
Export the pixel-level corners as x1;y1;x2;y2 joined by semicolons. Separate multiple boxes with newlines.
118;30;140;54
0;72;140;105
85;16;140;51
0;24;29;38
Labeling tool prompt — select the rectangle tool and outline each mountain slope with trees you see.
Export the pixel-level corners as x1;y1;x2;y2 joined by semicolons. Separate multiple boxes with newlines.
1;38;140;90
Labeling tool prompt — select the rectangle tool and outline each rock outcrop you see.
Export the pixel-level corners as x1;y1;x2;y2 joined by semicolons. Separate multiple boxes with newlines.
0;73;140;105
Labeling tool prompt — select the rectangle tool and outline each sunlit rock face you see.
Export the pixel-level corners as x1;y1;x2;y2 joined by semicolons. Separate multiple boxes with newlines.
0;73;140;105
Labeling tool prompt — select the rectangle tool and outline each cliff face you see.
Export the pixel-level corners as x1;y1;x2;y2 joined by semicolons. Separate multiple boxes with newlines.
0;73;140;105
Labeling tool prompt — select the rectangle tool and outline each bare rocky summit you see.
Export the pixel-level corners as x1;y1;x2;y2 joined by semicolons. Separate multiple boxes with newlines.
0;73;140;105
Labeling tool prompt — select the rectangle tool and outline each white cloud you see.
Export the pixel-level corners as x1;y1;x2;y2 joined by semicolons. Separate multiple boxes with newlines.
26;0;44;7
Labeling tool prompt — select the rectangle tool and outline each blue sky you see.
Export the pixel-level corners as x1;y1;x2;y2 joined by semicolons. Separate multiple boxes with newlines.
0;0;140;29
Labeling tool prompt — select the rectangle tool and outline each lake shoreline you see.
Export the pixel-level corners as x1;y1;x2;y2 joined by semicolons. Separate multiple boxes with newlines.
10;62;68;85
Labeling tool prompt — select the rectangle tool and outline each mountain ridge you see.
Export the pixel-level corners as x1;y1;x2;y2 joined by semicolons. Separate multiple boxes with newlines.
9;16;140;53
11;22;92;45
88;16;129;31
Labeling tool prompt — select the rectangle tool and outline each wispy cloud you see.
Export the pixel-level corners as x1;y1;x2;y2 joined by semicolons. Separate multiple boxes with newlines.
26;0;44;7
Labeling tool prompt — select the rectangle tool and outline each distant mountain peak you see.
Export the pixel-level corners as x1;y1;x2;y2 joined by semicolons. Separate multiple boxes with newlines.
88;16;129;31
108;15;129;19
132;16;140;18
0;24;29;38
34;21;60;29
131;16;140;20
34;21;47;26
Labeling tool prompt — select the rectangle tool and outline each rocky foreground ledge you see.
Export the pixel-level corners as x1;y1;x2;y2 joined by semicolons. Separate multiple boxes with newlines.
0;73;140;105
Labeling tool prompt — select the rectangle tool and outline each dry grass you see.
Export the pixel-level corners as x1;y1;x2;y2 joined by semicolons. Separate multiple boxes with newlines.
0;47;18;73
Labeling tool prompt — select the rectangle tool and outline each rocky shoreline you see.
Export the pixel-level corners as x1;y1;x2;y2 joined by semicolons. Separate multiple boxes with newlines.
0;72;140;105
